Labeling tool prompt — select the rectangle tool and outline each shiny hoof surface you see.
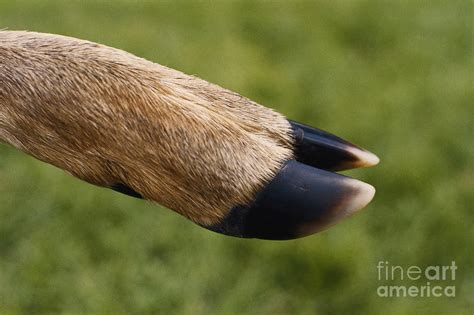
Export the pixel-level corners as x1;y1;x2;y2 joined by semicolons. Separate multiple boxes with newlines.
205;121;379;240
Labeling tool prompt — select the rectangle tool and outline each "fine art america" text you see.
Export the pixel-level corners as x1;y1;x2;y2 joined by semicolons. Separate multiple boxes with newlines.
376;261;457;298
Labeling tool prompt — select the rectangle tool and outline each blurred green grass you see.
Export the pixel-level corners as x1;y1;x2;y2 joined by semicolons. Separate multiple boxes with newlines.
0;0;472;314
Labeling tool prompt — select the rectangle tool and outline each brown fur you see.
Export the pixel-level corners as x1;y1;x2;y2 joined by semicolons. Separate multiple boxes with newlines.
0;31;294;225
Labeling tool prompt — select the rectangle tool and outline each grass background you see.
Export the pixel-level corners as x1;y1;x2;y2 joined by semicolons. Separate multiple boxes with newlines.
0;0;472;314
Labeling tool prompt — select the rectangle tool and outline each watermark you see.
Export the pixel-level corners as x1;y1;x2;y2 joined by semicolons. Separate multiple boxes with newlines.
376;261;457;298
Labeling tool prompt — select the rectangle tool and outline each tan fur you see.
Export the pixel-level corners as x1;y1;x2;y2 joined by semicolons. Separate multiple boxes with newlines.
0;31;294;225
